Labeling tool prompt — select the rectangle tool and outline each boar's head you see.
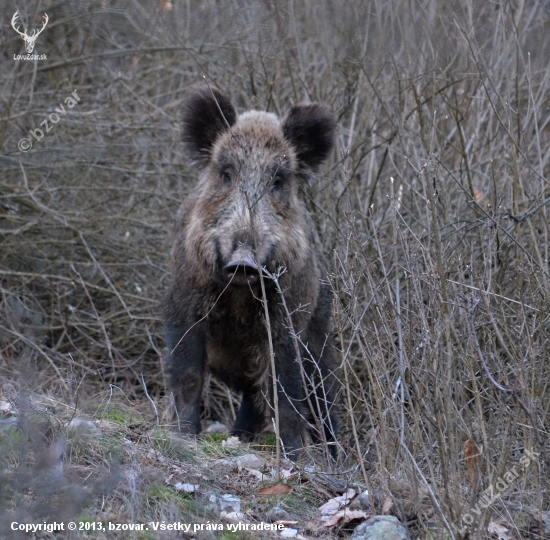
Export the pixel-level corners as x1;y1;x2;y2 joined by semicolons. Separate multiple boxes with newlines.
179;87;335;289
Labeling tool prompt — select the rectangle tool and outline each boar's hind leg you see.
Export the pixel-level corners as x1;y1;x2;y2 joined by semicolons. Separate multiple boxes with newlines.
165;322;205;435
232;388;266;441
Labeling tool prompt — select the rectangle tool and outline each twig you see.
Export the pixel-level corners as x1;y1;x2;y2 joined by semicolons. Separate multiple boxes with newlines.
140;374;159;425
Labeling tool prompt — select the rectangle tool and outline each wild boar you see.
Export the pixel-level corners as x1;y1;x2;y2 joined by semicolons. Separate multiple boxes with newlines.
164;87;339;459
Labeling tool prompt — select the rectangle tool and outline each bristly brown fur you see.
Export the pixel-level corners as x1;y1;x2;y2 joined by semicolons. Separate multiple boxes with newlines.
164;87;340;460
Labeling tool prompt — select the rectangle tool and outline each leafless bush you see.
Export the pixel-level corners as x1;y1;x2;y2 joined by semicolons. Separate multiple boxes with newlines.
1;0;548;537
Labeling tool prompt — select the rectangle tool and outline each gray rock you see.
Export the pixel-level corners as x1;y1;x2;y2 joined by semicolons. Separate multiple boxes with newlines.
203;491;221;516
219;494;241;513
266;506;290;522
205;421;229;434
236;453;265;470
0;417;17;431
67;418;102;437
349;490;373;511
351;515;410;540
200;491;220;518
211;457;236;473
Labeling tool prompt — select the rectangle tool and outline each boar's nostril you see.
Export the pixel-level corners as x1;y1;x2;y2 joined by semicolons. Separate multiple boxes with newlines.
223;259;260;286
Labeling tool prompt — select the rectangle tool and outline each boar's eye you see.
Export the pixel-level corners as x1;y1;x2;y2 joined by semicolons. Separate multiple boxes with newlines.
220;170;232;184
271;171;287;191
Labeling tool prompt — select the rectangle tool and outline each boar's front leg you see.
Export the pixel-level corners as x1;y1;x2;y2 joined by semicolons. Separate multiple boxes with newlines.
232;387;266;440
273;342;308;460
165;318;206;435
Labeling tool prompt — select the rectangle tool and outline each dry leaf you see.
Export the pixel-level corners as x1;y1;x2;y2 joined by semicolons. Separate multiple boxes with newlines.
465;440;481;483
258;483;292;496
158;0;173;12
473;189;491;207
222;436;240;448
305;519;320;532
382;495;393;515
322;509;368;528
221;511;248;523
242;467;266;481
279;469;294;480
318;488;356;515
488;521;513;540
319;499;341;515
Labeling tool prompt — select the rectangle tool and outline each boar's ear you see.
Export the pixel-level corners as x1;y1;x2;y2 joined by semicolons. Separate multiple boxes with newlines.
282;103;336;171
182;87;237;167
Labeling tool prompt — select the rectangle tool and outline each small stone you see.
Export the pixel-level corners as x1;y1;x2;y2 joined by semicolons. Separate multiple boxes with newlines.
351;515;410;540
349;490;373;511
0;401;14;417
211;458;236;473
67;418;102;437
219;494;241;513
267;506;290;522
174;482;199;493
0;417;17;431
280;528;298;538
236;454;265;470
202;491;221;516
205;421;229;434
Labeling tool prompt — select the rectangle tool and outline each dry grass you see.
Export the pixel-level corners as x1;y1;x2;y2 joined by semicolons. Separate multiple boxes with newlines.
1;0;549;538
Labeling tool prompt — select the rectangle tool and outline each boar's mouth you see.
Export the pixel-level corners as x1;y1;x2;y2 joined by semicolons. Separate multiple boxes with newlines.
223;259;261;286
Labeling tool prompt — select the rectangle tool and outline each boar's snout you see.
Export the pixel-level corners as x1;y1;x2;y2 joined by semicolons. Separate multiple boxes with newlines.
223;258;260;286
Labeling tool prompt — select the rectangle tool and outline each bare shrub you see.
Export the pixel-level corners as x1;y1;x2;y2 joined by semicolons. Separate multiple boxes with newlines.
0;0;548;537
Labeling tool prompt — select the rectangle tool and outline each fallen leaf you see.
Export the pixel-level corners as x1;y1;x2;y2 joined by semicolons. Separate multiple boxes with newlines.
221;511;248;523
259;483;292;496
318;488;356;515
243;467;266;480
304;519;319;532
465;440;482;484
473;189;491;207
222;436;241;448
488;521;513;540
157;0;173;11
322;509;368;528
382;495;393;515
319;499;341;515
278;469;294;480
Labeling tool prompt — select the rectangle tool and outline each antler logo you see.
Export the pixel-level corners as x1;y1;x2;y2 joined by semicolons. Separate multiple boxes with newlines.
11;11;49;54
